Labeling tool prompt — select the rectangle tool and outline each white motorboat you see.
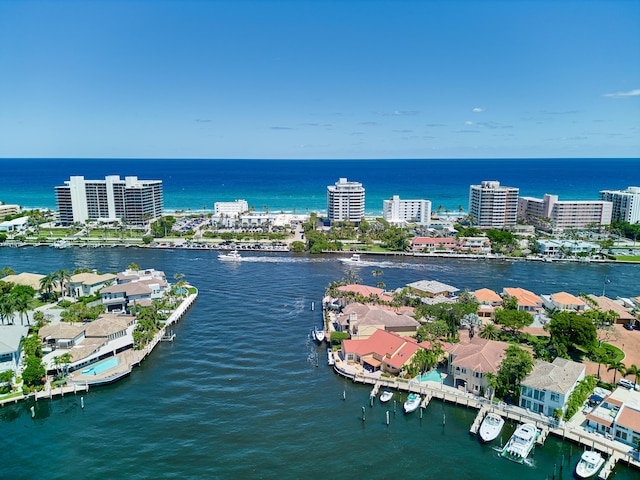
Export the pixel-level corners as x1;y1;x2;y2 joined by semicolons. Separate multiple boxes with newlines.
313;327;325;343
478;412;504;443
501;423;539;463
327;348;335;366
379;390;393;403
403;393;421;413
340;254;361;264
219;250;241;261
575;451;604;479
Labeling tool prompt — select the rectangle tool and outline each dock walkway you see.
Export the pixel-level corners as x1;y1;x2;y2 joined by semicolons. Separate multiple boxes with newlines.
333;359;640;474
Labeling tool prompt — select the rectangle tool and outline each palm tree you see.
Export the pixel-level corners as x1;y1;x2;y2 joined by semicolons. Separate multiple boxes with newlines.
624;364;640;385
39;273;58;298
0;295;15;324
371;269;383;278
607;360;626;384
0;266;15;278
11;292;30;325
55;269;71;299
479;323;500;341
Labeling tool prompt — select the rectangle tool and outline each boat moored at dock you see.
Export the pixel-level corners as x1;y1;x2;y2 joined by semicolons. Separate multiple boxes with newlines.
478;412;504;443
501;423;539;463
575;451;605;479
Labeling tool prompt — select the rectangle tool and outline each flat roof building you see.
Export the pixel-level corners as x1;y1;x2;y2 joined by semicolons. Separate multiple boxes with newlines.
327;178;365;225
518;194;612;231
600;186;640;224
55;175;163;226
469;181;519;228
383;195;431;226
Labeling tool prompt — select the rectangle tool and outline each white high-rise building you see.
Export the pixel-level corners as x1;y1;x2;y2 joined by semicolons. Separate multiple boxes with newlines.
600;186;640;224
55;175;163;226
214;200;249;217
327;178;365;225
383;196;431;225
468;181;519;228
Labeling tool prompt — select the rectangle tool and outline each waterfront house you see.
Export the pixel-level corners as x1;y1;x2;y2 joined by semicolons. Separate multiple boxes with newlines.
541;292;588;313
587;295;636;325
586;387;640;447
0;217;28;233
502;287;544;314
472;288;503;320
341;329;422;375
0;325;29;373
102;268;169;313
66;272;116;298
40;314;136;372
336;284;393;303
410;237;457;252
445;337;509;396
1;272;45;291
519;357;585;417
406;280;459;299
335;303;419;339
536;239;599;257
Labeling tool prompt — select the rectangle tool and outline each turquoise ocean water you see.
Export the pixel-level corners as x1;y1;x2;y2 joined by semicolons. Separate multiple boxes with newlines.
1;158;637;214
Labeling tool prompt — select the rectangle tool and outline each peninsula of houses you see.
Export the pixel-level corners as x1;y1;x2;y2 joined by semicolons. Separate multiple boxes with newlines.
321;276;640;472
0;265;196;404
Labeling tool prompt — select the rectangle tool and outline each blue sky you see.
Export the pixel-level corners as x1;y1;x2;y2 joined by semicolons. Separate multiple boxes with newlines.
0;0;638;159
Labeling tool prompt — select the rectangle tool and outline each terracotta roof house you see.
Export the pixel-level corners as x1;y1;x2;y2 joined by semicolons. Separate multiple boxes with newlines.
586;387;640;447
67;272;117;298
1;272;45;291
473;288;503;320
337;284;393;302
502;287;544;314
587;295;636;325
341;329;422;375
336;303;420;339
541;292;588;312
406;280;459;298
519;357;585;417
445;337;509;396
410;237;457;252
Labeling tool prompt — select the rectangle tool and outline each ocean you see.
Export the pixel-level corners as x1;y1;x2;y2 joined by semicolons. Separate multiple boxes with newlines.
1;158;637;215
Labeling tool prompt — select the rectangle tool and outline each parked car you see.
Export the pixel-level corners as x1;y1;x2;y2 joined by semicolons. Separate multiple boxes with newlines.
624;323;635;331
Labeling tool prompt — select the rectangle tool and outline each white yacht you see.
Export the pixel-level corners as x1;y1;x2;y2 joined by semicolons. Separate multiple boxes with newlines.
501;423;539;463
478;412;504;443
218;250;241;261
575;451;604;478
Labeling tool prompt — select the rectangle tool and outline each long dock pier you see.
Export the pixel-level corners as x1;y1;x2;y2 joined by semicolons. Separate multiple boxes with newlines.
334;362;640;474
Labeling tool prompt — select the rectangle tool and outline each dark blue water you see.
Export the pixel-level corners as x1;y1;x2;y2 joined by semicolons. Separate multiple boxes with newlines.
0;247;638;479
1;158;637;214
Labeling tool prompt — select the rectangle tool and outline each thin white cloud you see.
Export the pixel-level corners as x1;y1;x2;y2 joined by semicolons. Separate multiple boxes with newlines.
603;89;640;98
472;107;484;113
465;121;474;126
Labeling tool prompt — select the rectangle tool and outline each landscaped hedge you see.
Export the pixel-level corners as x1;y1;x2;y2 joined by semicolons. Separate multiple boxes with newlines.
564;375;597;420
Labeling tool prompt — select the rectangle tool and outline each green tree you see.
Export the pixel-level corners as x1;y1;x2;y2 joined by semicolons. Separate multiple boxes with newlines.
548;311;597;351
624;364;640;385
22;356;45;386
479;323;500;341
494;308;533;336
607;360;626;384
494;345;534;401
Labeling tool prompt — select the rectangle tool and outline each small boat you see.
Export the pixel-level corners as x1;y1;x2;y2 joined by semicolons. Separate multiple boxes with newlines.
327;348;335;366
218;250;241;261
313;327;325;343
403;393;421;413
339;254;361;264
478;412;504;443
575;451;604;479
501;423;539;463
379;390;393;403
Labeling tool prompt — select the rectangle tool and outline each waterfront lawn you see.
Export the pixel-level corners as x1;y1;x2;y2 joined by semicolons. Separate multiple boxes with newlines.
615;255;640;262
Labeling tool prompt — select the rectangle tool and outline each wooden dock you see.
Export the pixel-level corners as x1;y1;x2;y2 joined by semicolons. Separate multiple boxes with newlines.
598;452;623;480
420;394;431;409
470;405;489;435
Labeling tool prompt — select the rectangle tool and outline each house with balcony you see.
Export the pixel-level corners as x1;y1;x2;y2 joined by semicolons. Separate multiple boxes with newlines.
0;325;29;373
66;272;116;298
445;337;509;396
473;288;503;320
335;303;420;339
406;280;459;299
341;329;422;375
586;387;640;447
519;357;585;417
102;267;169;313
541;292;588;313
502;287;544;314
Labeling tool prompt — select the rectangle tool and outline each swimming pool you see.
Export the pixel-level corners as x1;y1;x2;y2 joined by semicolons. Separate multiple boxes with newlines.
81;356;119;375
417;370;443;383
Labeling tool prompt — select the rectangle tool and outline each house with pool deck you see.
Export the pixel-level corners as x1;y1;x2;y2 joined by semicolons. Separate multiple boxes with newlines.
445;337;509;395
335;302;420;340
101;268;169;313
341;329;424;375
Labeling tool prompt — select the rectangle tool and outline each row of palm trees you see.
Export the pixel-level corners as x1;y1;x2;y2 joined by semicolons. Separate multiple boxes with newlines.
38;269;71;300
606;361;640;385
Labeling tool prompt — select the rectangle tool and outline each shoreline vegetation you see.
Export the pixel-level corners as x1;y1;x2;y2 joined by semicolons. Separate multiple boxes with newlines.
2;208;640;263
